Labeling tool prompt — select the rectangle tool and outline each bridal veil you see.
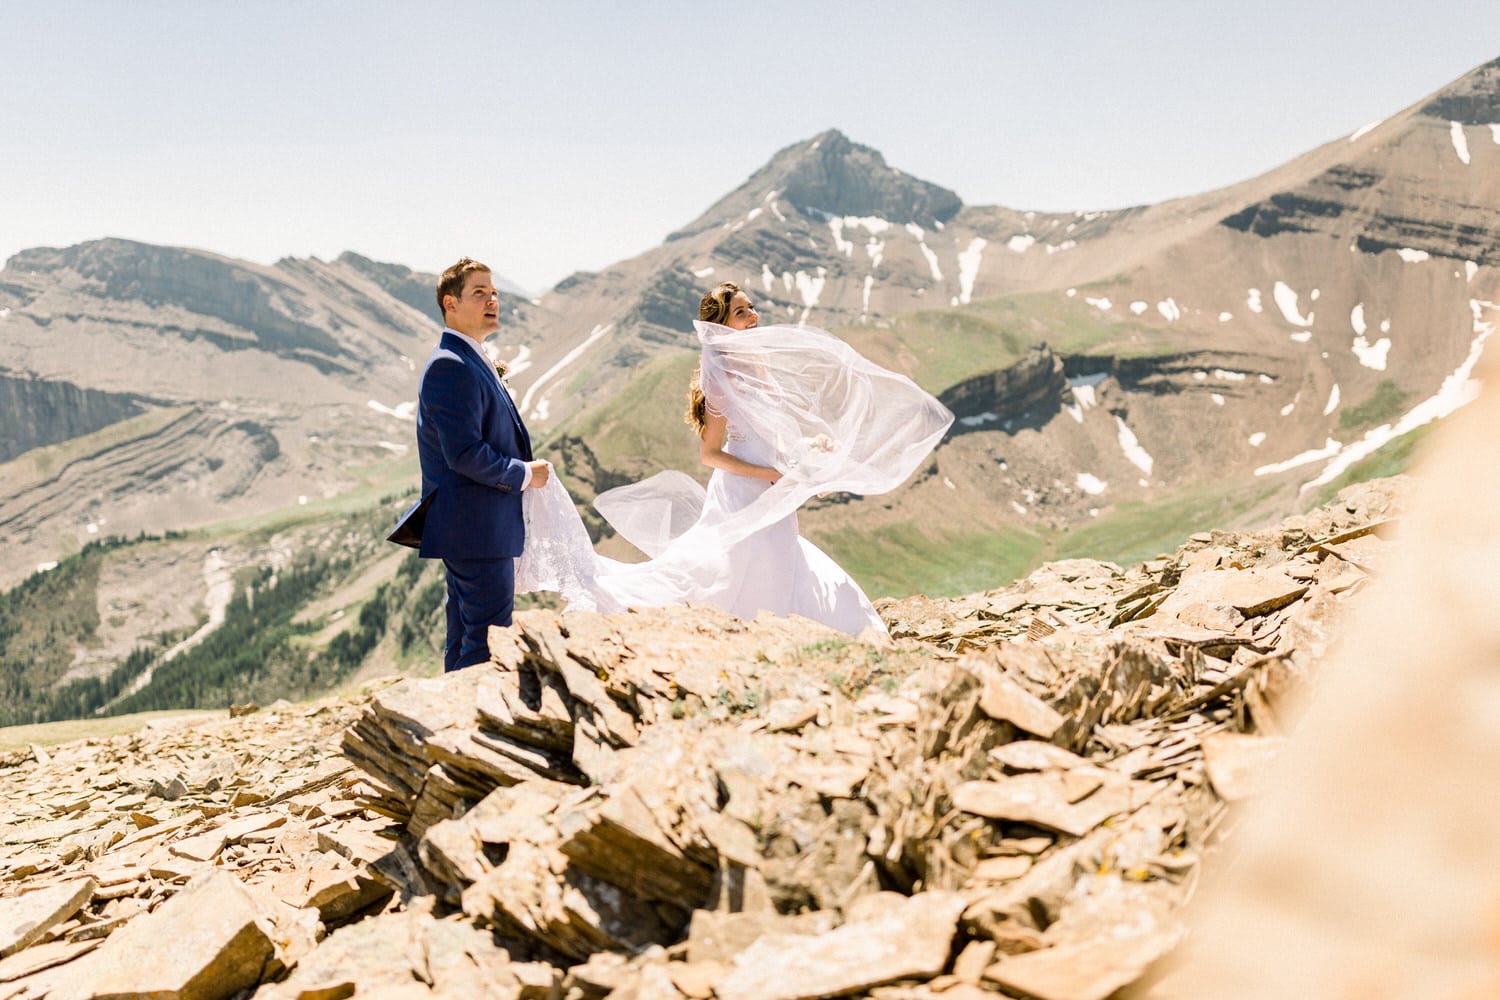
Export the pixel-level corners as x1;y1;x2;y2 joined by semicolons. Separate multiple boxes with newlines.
516;320;954;615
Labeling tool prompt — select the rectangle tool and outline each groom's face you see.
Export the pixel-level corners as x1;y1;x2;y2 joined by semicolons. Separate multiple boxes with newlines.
446;271;501;339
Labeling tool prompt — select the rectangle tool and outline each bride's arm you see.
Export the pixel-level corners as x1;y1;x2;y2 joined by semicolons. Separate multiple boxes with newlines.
699;408;782;483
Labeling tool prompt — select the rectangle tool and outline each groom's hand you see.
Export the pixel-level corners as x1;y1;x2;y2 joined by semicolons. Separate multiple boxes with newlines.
526;461;551;488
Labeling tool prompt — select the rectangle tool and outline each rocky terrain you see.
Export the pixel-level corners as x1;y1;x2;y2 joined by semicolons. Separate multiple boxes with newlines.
0;473;1405;999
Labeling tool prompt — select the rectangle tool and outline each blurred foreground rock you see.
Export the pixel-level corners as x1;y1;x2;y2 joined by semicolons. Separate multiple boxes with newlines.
0;477;1408;998
1159;360;1500;996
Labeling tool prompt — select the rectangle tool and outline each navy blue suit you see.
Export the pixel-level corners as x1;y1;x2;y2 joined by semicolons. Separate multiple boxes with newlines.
415;330;532;670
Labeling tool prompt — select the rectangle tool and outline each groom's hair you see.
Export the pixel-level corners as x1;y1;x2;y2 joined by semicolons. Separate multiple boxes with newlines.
436;258;491;318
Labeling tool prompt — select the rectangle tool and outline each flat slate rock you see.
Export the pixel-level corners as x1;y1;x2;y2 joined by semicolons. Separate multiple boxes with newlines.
0;878;95;959
716;892;968;1000
984;932;1179;1000
45;870;274;1000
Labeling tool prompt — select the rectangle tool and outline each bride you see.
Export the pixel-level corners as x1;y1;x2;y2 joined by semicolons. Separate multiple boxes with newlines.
516;282;953;636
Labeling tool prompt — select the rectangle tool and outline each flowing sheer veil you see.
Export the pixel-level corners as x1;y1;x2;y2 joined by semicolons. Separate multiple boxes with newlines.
516;320;954;612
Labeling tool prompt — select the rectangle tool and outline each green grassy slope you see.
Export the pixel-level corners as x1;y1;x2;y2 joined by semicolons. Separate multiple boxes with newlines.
834;289;1168;395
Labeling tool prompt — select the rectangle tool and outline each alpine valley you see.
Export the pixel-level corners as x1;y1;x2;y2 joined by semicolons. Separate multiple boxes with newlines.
2;57;1498;724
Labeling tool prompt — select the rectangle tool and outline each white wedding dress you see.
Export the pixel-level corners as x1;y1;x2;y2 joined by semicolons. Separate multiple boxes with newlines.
516;321;954;636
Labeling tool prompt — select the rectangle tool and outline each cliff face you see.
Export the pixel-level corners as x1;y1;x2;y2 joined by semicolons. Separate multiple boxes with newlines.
0;240;448;587
7;240;346;361
0;375;148;463
1221;58;1500;264
940;344;1067;434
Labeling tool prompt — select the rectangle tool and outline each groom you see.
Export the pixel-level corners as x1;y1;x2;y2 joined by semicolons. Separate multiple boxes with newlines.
416;257;549;671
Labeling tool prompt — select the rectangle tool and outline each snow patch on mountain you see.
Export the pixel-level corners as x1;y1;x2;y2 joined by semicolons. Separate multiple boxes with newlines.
500;344;533;379
795;269;826;307
1352;334;1391;370
522;322;612;421
1115;416;1153;475
918;243;942;282
957;238;987;305
368;400;415;420
1273;281;1314;326
1297;300;1496;492
794;268;828;323
1451;121;1471;164
1255;438;1343;476
1076;472;1107;495
762;190;787;222
1065;374;1105;423
829;220;853;256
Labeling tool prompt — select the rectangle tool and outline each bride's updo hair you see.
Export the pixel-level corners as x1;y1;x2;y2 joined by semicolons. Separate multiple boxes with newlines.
685;281;742;435
698;281;741;325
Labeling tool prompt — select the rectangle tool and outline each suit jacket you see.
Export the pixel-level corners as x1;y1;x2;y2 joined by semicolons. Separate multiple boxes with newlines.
414;331;533;559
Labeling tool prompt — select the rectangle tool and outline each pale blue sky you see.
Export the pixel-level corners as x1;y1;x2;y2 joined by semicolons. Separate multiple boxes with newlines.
4;1;1499;293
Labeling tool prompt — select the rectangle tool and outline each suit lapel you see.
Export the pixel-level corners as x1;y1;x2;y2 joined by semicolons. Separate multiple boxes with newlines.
442;332;533;460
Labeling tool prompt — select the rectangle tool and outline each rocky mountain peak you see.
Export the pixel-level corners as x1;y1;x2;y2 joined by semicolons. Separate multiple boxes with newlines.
1419;56;1500;121
4;236;146;274
6;237;282;309
672;128;962;239
761;129;963;226
336;251;443;321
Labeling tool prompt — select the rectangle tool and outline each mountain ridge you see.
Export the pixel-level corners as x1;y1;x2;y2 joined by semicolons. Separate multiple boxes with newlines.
2;54;1498;718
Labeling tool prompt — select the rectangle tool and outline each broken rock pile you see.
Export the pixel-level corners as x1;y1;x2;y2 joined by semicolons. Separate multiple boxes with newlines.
0;477;1405;999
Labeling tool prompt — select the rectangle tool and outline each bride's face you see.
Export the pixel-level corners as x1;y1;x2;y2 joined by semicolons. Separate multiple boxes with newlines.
725;292;759;330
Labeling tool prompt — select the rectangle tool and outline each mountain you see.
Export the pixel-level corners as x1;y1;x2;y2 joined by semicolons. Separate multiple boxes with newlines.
535;58;1500;592
2;57;1499;722
0;239;536;589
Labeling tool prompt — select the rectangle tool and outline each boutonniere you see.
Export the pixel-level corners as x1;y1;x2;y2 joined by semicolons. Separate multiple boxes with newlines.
494;361;512;391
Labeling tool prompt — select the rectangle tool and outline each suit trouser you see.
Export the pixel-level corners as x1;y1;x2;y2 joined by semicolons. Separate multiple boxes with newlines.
442;557;515;671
